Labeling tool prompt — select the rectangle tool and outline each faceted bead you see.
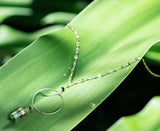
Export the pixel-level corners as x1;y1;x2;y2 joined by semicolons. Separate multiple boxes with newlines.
61;87;65;92
76;42;80;47
98;74;102;78
74;31;78;35
74;55;78;59
81;79;84;82
76;35;79;39
135;57;141;61
29;106;32;110
109;70;113;73
10;108;25;120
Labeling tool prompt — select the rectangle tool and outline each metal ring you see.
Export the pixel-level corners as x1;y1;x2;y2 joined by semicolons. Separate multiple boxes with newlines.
32;88;64;115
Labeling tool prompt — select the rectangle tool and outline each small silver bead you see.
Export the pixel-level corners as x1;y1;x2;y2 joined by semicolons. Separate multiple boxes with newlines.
98;74;102;78
74;55;78;59
76;35;79;39
109;70;113;73
81;79;85;82
74;31;78;35
76;42;80;47
135;57;141;61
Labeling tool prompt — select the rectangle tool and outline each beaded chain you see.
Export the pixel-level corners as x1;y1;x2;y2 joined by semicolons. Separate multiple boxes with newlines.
58;24;141;93
59;58;141;93
9;24;142;120
66;24;80;87
142;59;160;77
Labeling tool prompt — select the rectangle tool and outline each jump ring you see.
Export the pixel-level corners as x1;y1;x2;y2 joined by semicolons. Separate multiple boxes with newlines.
32;88;64;115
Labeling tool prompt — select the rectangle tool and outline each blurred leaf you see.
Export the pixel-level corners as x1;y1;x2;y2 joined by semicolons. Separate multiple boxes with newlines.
0;0;32;7
107;96;160;131
144;42;160;65
41;12;77;25
0;25;32;47
0;25;63;49
0;7;32;23
0;0;160;131
2;55;12;65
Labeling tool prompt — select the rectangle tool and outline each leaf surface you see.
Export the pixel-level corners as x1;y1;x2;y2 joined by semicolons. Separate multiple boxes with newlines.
0;0;160;130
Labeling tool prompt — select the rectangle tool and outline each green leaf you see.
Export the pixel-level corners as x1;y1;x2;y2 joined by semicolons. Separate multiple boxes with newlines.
0;25;63;49
144;42;160;64
0;7;32;23
41;12;77;25
0;0;160;130
107;96;160;131
0;0;32;7
0;24;63;64
0;25;33;48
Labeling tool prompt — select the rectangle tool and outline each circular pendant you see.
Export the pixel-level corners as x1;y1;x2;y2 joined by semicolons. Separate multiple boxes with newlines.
32;88;64;115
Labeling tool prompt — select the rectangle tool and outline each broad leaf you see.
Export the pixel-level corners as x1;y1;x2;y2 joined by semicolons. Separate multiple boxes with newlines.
0;0;32;7
107;96;160;131
0;25;63;49
0;7;32;23
41;12;77;25
145;42;160;64
0;0;160;130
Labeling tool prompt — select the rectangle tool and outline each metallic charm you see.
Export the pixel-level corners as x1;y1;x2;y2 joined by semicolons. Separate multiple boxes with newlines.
10;106;32;120
10;108;26;120
32;88;64;115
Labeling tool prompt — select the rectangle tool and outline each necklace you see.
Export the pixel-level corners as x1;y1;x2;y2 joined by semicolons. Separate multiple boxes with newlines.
9;24;141;120
142;59;160;77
